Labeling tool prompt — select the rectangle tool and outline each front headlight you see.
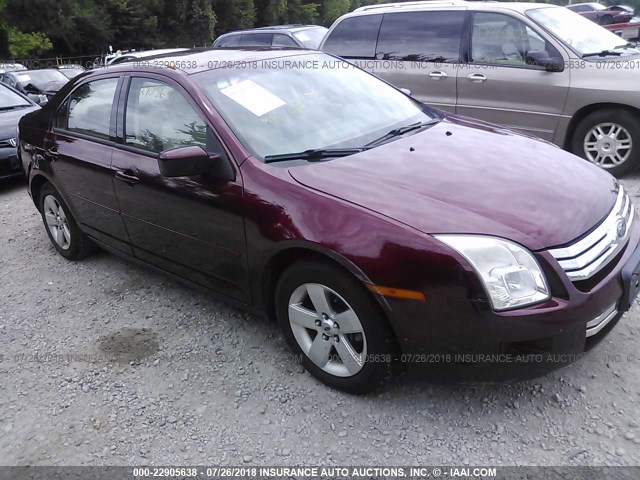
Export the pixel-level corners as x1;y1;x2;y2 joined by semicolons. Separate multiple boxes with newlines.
435;235;550;311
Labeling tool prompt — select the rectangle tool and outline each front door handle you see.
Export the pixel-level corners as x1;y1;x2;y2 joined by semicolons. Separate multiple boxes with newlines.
429;71;448;80
467;73;487;83
115;170;140;186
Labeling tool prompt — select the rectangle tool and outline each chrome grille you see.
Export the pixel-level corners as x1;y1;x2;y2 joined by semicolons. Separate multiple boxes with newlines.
549;187;634;281
0;137;16;149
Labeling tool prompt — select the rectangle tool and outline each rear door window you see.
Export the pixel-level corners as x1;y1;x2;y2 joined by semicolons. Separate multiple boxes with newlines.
376;11;465;62
322;14;383;59
57;78;118;140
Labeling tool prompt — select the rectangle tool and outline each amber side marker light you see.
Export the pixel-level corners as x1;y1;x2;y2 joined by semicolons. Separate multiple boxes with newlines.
367;285;427;302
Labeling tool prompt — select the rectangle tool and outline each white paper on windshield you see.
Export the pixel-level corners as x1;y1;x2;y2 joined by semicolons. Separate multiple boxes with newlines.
220;80;285;117
16;74;31;82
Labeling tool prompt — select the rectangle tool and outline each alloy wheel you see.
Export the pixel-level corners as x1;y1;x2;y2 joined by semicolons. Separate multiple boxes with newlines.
43;195;71;250
583;122;633;169
288;283;367;377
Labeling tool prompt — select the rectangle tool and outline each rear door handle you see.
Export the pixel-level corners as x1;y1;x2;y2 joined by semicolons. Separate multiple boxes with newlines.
467;73;487;83
115;170;140;186
429;71;448;80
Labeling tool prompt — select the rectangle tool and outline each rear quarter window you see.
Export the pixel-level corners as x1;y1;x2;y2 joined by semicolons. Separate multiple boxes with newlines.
322;14;383;59
215;34;242;47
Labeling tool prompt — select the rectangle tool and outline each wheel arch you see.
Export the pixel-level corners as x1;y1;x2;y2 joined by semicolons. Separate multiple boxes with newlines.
260;243;386;324
30;174;51;212
564;103;640;150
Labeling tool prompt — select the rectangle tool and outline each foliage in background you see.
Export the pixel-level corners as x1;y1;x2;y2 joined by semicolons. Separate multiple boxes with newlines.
0;0;639;58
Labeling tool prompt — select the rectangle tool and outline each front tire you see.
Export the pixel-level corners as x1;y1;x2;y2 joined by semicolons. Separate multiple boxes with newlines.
275;260;398;394
571;109;640;177
39;182;95;260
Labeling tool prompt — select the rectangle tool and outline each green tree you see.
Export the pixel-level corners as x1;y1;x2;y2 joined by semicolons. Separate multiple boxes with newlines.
213;0;256;35
7;28;53;57
320;0;349;24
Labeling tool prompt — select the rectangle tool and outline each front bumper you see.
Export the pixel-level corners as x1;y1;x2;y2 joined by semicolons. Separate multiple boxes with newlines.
385;219;640;382
0;147;22;180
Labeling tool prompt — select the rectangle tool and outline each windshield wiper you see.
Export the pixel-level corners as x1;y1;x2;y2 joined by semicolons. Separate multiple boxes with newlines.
615;42;638;50
264;148;367;164
582;50;623;58
364;119;441;148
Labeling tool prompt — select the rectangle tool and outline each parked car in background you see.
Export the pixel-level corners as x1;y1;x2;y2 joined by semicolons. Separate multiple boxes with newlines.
608;5;635;14
0;83;39;180
566;3;633;25
321;1;640;176
105;48;189;65
0;69;70;106
17;48;640;392
56;64;86;79
213;25;328;49
0;63;27;74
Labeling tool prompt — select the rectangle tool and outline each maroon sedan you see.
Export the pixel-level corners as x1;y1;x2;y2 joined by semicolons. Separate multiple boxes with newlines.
17;49;640;393
566;3;634;25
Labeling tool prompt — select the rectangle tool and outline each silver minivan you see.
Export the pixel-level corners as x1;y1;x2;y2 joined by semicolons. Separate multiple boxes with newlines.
321;1;640;176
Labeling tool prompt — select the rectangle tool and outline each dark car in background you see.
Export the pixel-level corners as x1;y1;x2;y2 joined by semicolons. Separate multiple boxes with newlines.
0;83;39;180
17;48;640;393
213;25;328;49
0;69;70;106
566;3;634;24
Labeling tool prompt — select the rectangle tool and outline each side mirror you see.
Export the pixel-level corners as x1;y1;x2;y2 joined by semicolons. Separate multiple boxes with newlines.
399;88;412;96
158;146;220;177
525;51;564;72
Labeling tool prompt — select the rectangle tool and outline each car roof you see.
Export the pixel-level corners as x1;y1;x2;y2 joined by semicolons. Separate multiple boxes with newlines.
221;25;324;35
350;1;557;15
113;48;189;59
102;47;319;76
10;69;65;75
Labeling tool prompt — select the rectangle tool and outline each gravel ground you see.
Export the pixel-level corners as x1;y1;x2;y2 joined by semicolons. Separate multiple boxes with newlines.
1;174;640;467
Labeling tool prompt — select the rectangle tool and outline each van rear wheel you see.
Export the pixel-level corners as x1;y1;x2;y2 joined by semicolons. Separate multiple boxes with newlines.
571;109;640;177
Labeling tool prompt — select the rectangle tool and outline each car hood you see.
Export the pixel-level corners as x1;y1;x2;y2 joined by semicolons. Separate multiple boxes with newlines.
288;116;618;251
0;105;39;140
21;80;66;96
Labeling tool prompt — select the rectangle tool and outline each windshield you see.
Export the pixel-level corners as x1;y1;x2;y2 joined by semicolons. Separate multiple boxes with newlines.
0;83;31;108
59;68;85;79
293;27;328;49
527;7;640;56
193;53;436;159
16;69;69;85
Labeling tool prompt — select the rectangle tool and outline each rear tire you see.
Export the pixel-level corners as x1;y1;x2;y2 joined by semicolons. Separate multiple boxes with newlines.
571;108;640;177
600;15;614;25
39;182;95;260
275;260;399;394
